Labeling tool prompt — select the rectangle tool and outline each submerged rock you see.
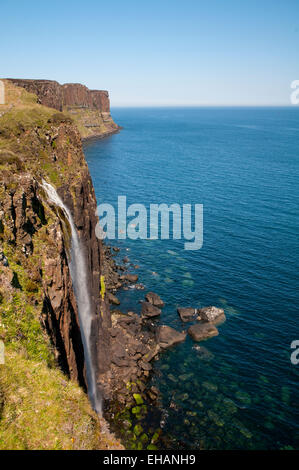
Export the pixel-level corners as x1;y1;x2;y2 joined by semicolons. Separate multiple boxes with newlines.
145;291;165;308
192;344;214;361
177;307;197;322
197;306;226;324
141;301;161;319
157;325;186;349
188;323;219;342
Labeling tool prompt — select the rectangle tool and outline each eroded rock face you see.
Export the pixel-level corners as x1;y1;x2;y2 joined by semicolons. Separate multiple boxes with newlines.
91;90;110;113
7;79;110;113
6;79;64;110
188;323;219;342
0;175;86;384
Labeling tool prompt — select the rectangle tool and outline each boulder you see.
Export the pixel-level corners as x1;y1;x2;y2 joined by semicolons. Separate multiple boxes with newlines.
157;325;186;349
141;301;161;319
188;323;219;342
145;292;165;308
143;344;160;362
198;306;225;324
121;273;138;283
177;307;197;322
138;361;152;371
108;292;120;305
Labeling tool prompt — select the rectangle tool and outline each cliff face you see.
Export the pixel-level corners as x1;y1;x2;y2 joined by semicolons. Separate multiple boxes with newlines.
7;79;120;140
0;81;114;383
0;81;124;449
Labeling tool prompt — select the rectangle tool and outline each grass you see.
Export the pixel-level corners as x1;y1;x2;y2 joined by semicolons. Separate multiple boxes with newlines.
0;349;103;450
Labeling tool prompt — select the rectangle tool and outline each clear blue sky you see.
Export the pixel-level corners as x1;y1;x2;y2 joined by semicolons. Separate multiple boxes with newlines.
1;0;299;106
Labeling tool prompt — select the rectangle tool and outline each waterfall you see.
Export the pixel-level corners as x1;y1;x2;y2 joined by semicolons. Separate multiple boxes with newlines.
42;180;102;414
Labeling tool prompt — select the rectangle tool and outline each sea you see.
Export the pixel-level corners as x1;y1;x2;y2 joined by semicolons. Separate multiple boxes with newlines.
84;107;299;449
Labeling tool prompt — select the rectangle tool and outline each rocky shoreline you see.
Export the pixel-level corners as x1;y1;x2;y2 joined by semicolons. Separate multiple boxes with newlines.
99;243;227;448
81;126;123;143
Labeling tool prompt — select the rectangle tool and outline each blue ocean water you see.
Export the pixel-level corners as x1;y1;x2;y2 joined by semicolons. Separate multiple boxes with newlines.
84;107;299;449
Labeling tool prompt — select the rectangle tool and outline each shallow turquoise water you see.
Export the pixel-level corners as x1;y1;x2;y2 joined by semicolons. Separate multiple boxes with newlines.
84;107;299;449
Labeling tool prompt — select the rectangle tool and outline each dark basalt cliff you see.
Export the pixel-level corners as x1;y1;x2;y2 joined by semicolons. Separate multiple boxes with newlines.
7;79;120;140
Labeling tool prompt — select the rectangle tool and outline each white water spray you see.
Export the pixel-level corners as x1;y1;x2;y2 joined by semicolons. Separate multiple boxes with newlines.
42;180;102;414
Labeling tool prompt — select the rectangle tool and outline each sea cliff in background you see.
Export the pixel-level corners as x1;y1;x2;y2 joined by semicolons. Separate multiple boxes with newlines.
7;78;120;140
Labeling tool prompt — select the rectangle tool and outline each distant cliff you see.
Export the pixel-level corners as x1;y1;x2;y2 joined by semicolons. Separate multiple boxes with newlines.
7;79;120;140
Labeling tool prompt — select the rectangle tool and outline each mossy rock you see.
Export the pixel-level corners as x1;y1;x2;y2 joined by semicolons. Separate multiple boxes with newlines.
133;424;143;437
147;444;158;450
133;393;144;405
140;433;149;444
131;406;141;415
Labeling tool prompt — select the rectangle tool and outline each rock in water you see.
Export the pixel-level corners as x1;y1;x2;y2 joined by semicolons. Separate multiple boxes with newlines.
188;323;219;342
157;325;186;349
108;292;120;305
197;306;226;324
177;307;197;322
120;273;139;283
141;302;161;319
145;292;165;307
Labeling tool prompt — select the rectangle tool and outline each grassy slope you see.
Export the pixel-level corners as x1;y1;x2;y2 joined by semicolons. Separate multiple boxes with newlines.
0;81;123;450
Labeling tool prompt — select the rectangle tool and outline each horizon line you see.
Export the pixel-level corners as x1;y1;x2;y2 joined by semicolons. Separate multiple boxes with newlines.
111;104;297;108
